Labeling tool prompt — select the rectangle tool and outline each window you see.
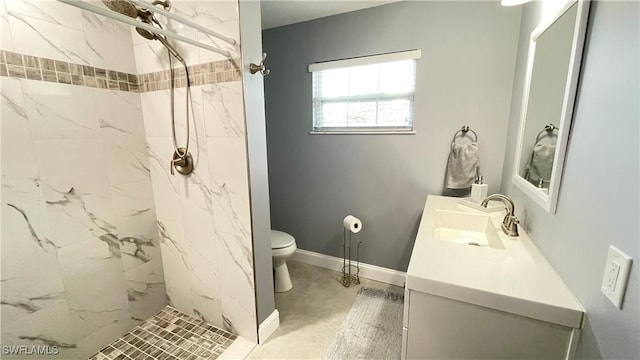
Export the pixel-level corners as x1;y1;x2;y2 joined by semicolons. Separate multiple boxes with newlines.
309;50;420;134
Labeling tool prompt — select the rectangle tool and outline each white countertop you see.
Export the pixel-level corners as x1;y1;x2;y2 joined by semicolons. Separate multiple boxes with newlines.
406;195;584;329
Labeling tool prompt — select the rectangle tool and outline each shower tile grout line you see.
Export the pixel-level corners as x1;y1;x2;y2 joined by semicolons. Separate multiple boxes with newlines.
0;49;242;92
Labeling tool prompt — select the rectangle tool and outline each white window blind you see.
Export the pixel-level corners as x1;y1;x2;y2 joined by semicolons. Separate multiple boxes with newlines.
309;50;420;134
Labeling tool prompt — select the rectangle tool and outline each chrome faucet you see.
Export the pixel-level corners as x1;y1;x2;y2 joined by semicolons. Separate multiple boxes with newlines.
481;194;519;237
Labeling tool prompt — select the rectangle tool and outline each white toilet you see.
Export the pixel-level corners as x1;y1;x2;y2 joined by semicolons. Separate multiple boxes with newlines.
271;230;297;293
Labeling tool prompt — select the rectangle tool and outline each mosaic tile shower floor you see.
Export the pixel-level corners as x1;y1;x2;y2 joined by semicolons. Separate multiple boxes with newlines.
91;306;237;360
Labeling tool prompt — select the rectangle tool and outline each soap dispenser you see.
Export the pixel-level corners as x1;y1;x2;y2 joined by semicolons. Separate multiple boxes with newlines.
471;175;488;204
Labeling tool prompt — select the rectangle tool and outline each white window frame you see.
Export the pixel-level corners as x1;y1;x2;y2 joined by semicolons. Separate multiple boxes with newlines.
308;50;421;135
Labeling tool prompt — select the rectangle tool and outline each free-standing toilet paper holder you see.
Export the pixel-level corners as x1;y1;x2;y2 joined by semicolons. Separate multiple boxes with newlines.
342;227;362;287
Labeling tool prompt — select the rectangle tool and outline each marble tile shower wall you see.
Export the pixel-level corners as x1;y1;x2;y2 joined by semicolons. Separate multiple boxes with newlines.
0;1;164;359
135;0;258;343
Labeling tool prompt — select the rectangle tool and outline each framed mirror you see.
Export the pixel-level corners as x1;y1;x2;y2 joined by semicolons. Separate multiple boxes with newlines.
512;0;590;213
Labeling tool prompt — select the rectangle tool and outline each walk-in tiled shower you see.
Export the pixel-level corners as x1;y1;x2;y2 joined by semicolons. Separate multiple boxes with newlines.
1;0;258;358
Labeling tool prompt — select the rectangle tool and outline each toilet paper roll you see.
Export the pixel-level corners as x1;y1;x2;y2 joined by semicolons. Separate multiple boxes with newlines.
343;215;362;234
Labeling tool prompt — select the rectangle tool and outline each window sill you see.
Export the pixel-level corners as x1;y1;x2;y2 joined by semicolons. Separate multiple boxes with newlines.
309;130;416;135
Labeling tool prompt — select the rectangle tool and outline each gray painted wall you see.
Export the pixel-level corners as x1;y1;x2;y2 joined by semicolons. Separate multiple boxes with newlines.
239;0;276;326
263;1;522;271
500;1;639;358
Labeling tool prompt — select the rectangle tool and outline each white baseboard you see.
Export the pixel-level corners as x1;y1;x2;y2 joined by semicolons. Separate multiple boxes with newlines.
291;249;406;287
258;309;279;344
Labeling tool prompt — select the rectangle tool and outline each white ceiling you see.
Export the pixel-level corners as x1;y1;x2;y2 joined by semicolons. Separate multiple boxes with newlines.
261;0;403;30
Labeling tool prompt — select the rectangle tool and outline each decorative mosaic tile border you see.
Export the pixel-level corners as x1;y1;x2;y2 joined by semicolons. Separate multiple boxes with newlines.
91;306;237;360
0;50;241;92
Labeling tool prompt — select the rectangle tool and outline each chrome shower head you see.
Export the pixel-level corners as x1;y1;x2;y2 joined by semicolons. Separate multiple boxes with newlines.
136;25;156;40
102;0;155;39
103;0;184;63
101;0;138;18
135;14;184;62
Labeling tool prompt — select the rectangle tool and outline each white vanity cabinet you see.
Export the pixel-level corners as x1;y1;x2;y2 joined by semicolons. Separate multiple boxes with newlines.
402;289;580;359
402;196;584;360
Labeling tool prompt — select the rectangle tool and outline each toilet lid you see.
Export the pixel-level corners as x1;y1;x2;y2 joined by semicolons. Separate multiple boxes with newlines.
271;230;295;249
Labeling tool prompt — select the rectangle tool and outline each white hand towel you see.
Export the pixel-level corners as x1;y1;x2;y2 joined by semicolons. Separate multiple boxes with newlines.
445;142;479;189
525;142;556;185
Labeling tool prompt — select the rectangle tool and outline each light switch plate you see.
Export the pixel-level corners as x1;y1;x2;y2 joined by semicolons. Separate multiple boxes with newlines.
601;245;632;309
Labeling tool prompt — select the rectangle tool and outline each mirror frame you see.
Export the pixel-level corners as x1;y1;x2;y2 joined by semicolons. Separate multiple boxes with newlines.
512;0;590;213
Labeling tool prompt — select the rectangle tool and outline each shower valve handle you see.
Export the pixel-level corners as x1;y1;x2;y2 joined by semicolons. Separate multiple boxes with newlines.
170;158;183;175
170;148;193;176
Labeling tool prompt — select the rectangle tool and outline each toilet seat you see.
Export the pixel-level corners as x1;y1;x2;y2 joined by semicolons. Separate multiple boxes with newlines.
270;229;297;292
271;230;295;249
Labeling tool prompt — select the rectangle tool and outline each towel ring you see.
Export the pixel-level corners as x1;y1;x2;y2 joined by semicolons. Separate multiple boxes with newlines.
535;123;558;142
451;125;478;145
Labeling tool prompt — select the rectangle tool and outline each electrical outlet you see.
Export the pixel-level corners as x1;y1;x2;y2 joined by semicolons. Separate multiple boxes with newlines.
606;261;620;291
601;246;632;309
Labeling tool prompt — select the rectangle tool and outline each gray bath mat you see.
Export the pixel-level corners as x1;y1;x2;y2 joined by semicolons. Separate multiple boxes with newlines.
324;287;404;360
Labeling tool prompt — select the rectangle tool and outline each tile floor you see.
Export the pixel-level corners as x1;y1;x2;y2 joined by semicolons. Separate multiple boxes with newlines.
92;261;402;360
91;306;236;360
247;260;404;359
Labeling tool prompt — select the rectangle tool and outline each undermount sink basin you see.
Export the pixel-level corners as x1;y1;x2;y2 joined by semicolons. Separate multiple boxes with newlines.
433;210;504;249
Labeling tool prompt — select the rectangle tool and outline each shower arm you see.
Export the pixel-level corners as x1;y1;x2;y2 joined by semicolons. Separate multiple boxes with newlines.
57;0;231;57
129;0;237;46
